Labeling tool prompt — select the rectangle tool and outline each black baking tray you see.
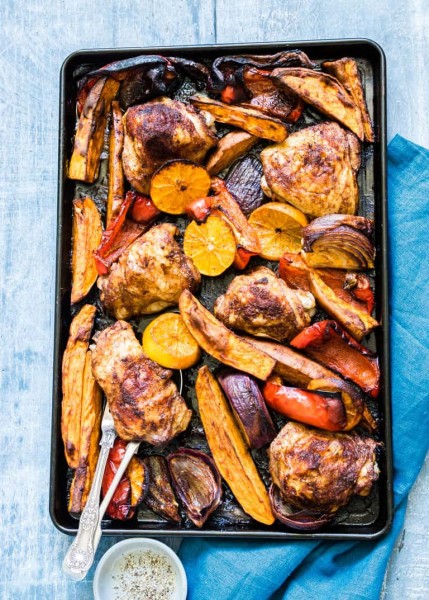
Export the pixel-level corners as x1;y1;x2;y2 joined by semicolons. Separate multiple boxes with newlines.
50;39;392;540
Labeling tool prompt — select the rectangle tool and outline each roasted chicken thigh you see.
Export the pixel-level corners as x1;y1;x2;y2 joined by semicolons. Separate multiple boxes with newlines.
122;97;217;194
98;223;201;320
261;122;361;217
214;266;315;342
269;421;379;514
91;320;191;444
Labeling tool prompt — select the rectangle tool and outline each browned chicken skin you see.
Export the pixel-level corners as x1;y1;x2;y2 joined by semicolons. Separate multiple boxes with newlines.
269;421;379;514
98;223;201;320
91;320;191;444
122;97;217;194
261;122;361;217
214;266;315;342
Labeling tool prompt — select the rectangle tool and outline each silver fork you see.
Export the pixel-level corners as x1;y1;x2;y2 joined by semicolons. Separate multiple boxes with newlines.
62;403;116;580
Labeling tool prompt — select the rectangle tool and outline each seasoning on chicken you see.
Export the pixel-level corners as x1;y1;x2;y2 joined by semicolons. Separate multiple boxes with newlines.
269;421;379;514
98;223;201;320
122;97;217;194
91;320;192;444
213;266;315;342
261;122;361;218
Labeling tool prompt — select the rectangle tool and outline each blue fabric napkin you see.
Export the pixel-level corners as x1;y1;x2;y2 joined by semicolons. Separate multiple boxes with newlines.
179;135;429;600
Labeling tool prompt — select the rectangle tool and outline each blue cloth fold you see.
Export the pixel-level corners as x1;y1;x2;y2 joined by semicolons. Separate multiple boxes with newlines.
179;135;429;600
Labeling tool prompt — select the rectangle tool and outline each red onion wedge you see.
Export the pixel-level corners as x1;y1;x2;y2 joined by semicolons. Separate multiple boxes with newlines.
167;449;222;528
269;485;332;531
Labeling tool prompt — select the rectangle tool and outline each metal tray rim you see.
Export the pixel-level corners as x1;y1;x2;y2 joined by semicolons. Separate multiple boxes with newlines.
50;38;392;540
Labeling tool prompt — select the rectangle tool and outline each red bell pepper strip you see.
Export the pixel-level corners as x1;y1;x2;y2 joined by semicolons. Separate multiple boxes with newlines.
101;439;134;520
290;320;380;398
263;380;346;432
94;191;134;275
233;247;254;270
185;197;213;222
131;194;160;224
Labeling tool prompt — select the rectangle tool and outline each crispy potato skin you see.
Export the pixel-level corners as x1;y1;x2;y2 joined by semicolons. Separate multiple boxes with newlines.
179;290;275;381
206;130;258;175
191;94;288;142
68;350;102;513
272;67;364;140
106;101;125;224
61;304;96;469
196;366;275;525
323;58;374;143
69;77;120;183
71;197;102;304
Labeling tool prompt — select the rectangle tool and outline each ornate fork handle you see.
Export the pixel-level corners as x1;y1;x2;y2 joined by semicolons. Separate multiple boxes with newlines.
62;428;116;580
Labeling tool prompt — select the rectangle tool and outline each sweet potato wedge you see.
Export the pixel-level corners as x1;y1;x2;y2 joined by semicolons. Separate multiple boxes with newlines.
271;68;364;140
196;366;275;525
61;304;97;469
69;76;120;183
206;130;258;175
210;178;261;254
68;350;102;513
308;271;379;341
245;337;335;387
106;101;125;224
71;197;103;304
179;290;275;380
190;94;288;142
323;58;374;142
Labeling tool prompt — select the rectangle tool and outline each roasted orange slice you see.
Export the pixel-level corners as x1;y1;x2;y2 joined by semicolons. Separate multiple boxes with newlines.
183;215;236;276
150;160;211;215
142;312;201;370
248;202;308;260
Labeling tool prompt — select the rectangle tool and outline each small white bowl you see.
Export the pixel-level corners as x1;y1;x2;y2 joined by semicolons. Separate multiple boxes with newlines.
93;538;187;600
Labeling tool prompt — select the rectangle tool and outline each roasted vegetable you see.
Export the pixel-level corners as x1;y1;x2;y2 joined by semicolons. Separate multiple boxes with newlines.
307;377;364;431
61;304;97;469
68;351;102;514
130;195;160;224
245;337;337;387
225;154;264;216
68;76;120;183
179;290;275;381
291;320;380;397
263;377;346;432
218;370;276;449
208;50;315;100
323;57;374;142
210;178;261;256
190;94;288;142
272;68;364;140
303;214;375;269
142;455;181;522
94;191;138;275
102;439;149;520
309;271;379;341
71;197;103;304
279;253;375;314
206;130;258;175
106;101;125;225
269;484;332;531
196;366;275;525
240;68;305;122
168;448;222;527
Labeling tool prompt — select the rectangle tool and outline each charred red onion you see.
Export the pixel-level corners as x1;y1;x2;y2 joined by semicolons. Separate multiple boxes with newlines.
269;485;332;531
142;455;181;522
225;155;264;216
167;449;222;527
218;369;277;449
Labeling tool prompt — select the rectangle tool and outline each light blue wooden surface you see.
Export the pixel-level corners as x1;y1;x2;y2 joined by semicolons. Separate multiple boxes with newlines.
1;1;428;598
